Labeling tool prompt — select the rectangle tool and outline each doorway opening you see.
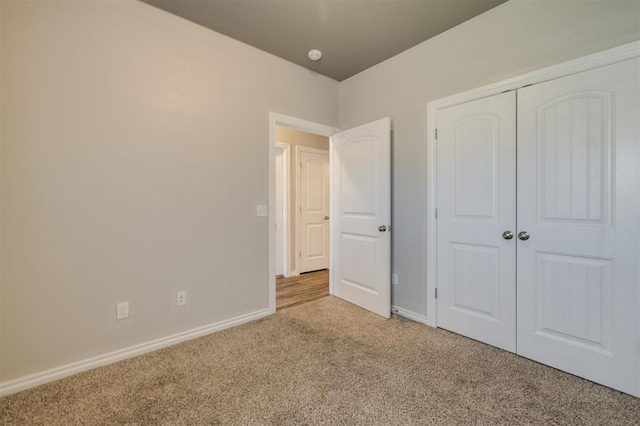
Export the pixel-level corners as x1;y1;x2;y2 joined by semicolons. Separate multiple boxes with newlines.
269;113;392;317
276;127;330;277
276;127;330;310
268;114;339;313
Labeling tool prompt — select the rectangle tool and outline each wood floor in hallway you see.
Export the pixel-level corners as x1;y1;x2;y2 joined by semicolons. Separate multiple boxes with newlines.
276;269;329;311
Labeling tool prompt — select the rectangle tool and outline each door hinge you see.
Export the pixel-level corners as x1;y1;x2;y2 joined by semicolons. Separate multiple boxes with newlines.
435;129;438;140
435;208;438;219
299;206;302;213
435;288;438;299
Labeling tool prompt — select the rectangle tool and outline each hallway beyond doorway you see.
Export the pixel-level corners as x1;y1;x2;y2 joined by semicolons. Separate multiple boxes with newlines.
276;270;329;310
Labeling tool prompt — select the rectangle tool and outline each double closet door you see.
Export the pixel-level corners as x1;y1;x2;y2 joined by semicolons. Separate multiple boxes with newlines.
436;58;639;396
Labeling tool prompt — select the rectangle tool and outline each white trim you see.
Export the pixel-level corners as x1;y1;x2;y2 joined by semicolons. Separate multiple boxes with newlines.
328;137;335;296
294;144;301;276
0;308;271;397
426;41;640;329
429;41;640;112
295;145;330;275
268;113;340;313
275;142;290;277
391;305;430;326
426;106;438;327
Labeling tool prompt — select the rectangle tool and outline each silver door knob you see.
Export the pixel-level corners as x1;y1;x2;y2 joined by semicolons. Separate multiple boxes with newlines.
378;225;387;232
502;231;514;240
518;231;530;241
324;216;330;220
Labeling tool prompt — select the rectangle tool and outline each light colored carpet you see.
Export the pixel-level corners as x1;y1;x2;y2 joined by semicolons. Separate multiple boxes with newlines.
1;296;639;425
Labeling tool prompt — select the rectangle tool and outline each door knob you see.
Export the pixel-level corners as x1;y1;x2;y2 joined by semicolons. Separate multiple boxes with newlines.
378;225;387;232
502;231;514;240
518;231;530;241
324;216;330;220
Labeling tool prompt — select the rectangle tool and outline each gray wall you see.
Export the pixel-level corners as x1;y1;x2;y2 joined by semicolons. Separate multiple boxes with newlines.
339;0;640;317
1;0;338;382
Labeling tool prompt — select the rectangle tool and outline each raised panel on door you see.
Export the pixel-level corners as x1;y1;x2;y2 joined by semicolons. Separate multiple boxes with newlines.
436;91;516;352
332;118;390;318
517;58;640;397
537;92;612;224
534;253;612;351
299;149;329;273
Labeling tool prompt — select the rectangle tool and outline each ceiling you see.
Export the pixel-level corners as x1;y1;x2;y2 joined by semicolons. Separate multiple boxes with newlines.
140;0;507;82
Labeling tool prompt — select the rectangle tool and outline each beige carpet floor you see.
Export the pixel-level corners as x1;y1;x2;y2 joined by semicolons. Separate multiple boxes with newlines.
2;296;639;425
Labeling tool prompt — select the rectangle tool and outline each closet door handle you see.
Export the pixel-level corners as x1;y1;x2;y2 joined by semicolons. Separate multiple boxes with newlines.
502;231;514;240
518;231;530;241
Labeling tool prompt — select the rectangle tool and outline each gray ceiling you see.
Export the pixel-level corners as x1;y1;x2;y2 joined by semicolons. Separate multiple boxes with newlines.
140;0;507;81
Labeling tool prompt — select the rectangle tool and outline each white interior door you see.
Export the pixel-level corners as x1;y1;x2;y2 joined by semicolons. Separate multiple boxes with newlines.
435;92;517;352
332;117;391;318
517;58;640;396
299;147;330;273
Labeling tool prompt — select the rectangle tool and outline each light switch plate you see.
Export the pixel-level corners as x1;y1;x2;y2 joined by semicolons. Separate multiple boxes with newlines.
392;273;399;285
256;204;268;217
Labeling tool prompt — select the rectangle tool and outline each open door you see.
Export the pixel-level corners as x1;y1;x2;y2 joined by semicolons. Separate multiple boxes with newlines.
331;117;391;318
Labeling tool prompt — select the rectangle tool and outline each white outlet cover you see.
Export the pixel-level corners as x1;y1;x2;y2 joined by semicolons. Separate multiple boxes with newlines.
392;273;399;285
177;291;187;307
116;301;129;320
256;204;268;217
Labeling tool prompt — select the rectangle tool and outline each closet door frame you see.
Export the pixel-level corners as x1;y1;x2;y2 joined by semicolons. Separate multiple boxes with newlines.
426;40;640;329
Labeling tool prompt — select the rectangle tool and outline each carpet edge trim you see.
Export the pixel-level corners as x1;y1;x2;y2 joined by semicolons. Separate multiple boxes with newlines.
0;308;272;397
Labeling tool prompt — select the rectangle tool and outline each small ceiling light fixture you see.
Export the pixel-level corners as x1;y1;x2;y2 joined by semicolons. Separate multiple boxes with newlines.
308;49;322;61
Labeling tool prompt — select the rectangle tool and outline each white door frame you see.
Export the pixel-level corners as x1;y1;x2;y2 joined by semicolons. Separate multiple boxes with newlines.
268;113;340;314
275;142;290;277
425;41;640;328
295;145;330;275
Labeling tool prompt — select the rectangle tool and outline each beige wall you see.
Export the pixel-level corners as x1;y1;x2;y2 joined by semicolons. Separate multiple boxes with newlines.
339;0;640;317
0;0;338;382
276;127;329;274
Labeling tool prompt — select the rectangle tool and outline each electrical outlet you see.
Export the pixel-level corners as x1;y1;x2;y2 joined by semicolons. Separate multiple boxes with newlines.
177;291;187;307
116;301;129;320
392;273;399;285
256;204;268;217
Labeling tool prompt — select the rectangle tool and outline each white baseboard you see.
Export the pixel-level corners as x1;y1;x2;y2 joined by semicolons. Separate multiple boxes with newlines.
0;308;271;397
391;305;432;327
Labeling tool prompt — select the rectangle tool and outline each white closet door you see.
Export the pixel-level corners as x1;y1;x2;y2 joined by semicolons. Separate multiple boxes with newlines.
436;91;517;352
517;58;640;396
